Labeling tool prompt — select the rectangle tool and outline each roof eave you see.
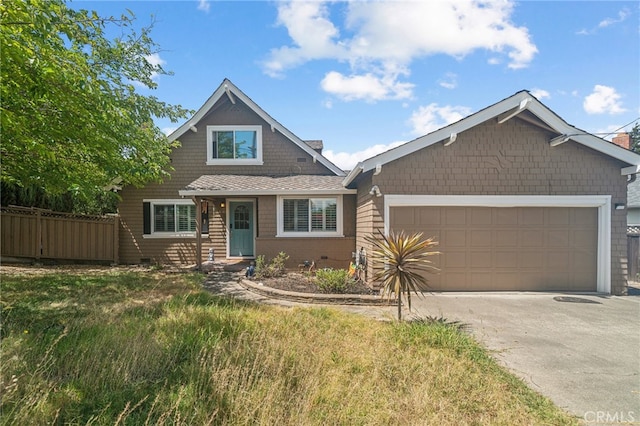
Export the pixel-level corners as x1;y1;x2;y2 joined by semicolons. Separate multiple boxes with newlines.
342;163;364;187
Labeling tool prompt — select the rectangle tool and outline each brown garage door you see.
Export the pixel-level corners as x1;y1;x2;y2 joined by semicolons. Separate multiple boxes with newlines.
389;206;597;292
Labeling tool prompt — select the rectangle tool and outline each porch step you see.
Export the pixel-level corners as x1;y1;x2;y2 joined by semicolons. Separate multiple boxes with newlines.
200;260;251;273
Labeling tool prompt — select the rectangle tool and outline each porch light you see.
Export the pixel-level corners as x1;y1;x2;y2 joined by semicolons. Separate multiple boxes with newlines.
369;185;382;197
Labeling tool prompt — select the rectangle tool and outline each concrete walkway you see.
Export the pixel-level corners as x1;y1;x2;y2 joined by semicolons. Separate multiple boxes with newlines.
204;270;640;423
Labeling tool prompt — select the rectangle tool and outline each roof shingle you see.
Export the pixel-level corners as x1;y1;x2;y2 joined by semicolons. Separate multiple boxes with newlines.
180;174;353;196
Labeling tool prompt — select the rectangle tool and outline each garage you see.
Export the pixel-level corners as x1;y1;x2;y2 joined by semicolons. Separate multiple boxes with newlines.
386;196;608;292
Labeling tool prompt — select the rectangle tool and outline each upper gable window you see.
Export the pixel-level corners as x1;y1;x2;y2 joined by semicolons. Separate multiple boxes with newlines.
206;125;263;165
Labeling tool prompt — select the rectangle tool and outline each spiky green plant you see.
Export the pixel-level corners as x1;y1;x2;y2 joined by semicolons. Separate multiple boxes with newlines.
366;230;439;320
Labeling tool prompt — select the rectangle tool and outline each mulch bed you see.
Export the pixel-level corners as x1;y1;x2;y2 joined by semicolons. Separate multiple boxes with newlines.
249;272;376;295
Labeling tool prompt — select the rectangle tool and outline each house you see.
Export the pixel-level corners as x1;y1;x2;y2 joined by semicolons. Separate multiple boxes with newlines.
118;79;640;295
619;132;640;232
118;79;357;270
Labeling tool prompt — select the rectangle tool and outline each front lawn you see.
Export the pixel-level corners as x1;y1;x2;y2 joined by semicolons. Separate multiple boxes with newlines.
0;266;578;425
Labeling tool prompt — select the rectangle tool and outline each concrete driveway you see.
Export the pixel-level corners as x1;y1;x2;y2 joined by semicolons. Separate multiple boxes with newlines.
407;292;640;423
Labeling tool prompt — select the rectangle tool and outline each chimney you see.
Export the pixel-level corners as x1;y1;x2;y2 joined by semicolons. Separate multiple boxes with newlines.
612;132;630;150
304;140;323;154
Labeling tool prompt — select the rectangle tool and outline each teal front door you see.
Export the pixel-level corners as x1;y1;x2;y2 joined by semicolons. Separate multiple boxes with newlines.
229;201;254;257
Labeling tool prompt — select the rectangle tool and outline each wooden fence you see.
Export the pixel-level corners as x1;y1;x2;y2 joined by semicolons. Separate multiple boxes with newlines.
1;206;118;263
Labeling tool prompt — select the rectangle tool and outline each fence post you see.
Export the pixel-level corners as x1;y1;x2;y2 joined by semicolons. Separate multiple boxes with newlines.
112;215;119;265
35;209;42;260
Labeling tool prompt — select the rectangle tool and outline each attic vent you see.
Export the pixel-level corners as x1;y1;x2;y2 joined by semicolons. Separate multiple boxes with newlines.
297;158;307;163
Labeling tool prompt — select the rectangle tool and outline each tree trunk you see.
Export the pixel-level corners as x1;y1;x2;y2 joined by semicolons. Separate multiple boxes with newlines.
397;291;402;321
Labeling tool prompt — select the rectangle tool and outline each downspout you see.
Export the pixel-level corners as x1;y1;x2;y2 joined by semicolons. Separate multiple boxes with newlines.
193;197;202;270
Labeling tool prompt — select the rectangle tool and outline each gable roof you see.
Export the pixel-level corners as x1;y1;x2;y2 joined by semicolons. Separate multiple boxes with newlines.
168;78;345;176
343;90;640;186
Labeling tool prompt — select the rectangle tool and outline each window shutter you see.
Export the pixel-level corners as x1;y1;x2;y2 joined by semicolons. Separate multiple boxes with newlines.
143;202;151;234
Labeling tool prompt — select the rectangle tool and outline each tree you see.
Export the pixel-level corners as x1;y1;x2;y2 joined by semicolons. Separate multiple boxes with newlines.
630;122;640;154
0;0;190;212
366;230;439;320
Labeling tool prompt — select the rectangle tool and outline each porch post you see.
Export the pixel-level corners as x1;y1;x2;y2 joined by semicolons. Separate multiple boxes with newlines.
194;197;202;270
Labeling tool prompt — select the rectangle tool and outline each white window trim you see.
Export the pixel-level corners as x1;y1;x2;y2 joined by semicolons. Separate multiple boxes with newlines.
384;194;612;294
206;125;263;165
143;199;197;239
276;195;343;237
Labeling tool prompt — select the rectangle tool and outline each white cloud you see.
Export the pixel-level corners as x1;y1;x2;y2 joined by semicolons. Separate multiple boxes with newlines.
343;1;536;69
577;8;630;35
408;103;472;136
595;124;628;141
130;53;166;87
530;88;550;100
264;1;537;100
439;72;457;90
197;0;210;13
583;85;626;115
262;2;346;78
145;53;166;80
162;127;177;136
324;141;406;171
320;71;414;102
598;8;630;28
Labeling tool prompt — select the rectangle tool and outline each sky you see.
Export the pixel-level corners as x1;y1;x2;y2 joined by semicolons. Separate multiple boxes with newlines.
76;0;639;170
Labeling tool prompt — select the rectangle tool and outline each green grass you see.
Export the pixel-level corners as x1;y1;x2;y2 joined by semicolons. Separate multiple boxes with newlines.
0;267;579;425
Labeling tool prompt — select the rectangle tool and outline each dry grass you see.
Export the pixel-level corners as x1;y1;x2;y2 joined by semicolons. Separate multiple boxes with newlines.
0;266;579;425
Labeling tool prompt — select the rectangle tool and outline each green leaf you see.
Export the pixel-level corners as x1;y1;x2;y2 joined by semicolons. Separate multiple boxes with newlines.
0;0;191;212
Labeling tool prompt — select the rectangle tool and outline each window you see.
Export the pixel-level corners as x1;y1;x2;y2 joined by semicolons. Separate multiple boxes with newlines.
154;203;195;233
279;196;342;236
284;199;309;232
143;200;197;237
207;125;262;165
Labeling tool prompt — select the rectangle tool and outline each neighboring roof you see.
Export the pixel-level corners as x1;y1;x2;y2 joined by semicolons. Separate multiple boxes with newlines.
304;140;323;153
628;178;640;208
178;174;357;197
168;79;344;176
343;90;640;186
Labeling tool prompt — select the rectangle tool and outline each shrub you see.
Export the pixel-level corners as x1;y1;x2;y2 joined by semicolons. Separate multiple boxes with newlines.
316;268;350;293
366;230;439;320
255;252;289;279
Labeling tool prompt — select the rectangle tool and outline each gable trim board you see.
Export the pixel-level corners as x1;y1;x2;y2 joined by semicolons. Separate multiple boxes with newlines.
169;79;345;176
384;195;611;293
343;91;640;187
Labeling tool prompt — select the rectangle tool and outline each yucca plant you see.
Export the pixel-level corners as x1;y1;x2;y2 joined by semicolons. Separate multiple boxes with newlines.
366;230;439;320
